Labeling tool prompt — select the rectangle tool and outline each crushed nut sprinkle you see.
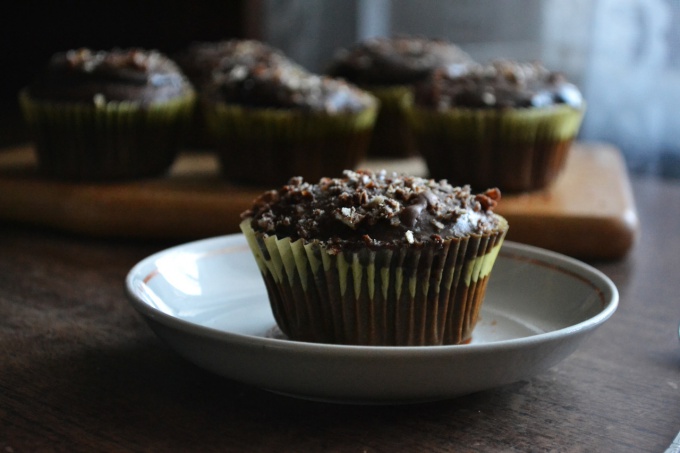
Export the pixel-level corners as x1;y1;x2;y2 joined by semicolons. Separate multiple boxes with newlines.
242;169;502;250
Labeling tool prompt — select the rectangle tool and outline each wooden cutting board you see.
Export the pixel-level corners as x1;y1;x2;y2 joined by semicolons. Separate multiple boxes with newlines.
0;142;638;260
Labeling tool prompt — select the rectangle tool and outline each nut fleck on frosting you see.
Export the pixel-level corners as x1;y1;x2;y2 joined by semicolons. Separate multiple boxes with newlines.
242;169;503;253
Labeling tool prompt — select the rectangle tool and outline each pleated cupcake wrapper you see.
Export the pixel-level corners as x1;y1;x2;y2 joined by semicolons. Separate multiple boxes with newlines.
205;101;378;142
241;217;508;346
368;85;414;110
406;104;585;192
203;102;378;186
363;84;418;157
19;89;196;181
407;104;584;142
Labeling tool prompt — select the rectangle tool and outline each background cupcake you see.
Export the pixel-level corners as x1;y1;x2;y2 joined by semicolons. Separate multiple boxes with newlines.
240;169;508;346
326;36;475;158
174;39;302;149
19;48;195;181
408;60;585;193
202;63;378;187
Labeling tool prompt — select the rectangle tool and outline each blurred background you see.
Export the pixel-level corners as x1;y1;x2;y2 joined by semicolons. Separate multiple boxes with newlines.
3;0;679;178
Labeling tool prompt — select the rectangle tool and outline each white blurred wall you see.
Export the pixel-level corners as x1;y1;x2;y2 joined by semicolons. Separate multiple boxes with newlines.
263;0;680;177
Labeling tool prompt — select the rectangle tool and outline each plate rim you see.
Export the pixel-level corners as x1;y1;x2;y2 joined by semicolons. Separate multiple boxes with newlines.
125;234;619;357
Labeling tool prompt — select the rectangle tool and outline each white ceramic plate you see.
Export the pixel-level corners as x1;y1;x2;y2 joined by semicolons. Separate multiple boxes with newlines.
126;234;618;404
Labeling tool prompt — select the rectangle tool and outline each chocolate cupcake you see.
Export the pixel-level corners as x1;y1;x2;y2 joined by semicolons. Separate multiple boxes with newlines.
326;36;475;158
240;169;508;346
408;60;585;192
203;64;378;186
19;48;195;181
174;39;301;148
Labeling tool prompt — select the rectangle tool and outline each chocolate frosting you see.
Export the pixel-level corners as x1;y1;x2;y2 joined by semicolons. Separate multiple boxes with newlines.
414;60;584;110
206;64;375;114
26;48;193;105
174;39;300;88
242;169;502;252
327;36;475;86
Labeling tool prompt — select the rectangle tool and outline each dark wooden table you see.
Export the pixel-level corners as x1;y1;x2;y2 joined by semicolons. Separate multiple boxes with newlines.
1;175;679;452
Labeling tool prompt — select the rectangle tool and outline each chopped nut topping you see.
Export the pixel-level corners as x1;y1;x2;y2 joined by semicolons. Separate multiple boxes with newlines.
431;219;445;230
242;169;502;249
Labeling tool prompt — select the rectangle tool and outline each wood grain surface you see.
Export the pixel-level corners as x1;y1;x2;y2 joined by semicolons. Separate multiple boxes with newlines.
0;176;678;452
0;142;638;259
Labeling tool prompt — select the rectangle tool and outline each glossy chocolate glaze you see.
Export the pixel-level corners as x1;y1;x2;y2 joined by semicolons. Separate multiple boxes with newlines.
242;169;502;252
26;48;193;105
414;60;584;110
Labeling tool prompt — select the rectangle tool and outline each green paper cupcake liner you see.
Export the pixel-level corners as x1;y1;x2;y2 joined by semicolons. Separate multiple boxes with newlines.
19;89;196;181
204;102;378;186
406;104;585;192
241;217;508;346
364;85;418;158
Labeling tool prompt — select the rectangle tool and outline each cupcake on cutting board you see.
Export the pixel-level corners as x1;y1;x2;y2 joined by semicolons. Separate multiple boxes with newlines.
408;60;585;192
326;36;475;158
19;48;195;181
202;61;378;187
174;39;303;149
175;39;301;90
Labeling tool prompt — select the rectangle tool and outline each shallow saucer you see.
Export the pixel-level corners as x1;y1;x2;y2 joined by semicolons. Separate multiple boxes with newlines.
125;234;618;404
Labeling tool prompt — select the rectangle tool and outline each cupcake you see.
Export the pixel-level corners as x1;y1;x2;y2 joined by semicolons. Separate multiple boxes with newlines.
240;169;508;346
202;63;378;186
326;36;475;158
175;39;295;89
408;60;585;192
19;48;196;181
174;39;302;148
